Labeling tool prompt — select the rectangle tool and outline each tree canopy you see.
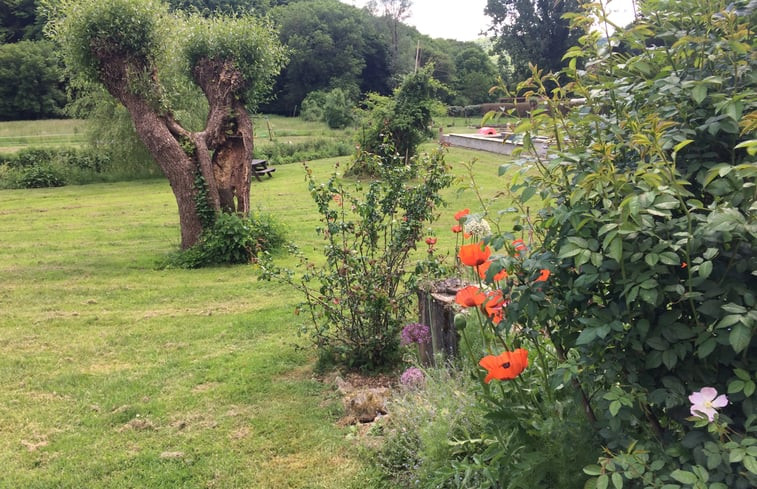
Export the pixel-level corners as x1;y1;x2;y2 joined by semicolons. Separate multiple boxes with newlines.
485;0;581;87
52;0;286;248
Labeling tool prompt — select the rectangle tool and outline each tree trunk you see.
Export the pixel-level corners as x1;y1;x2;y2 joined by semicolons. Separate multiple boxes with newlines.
92;53;255;249
194;59;253;215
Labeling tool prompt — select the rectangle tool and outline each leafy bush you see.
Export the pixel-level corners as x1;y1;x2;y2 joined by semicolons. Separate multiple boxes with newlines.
162;211;286;268
16;165;65;188
448;1;757;487
372;366;488;488
354;65;446;170
261;145;453;371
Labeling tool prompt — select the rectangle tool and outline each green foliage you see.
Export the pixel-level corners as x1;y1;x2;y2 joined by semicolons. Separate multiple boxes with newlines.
15;164;66;188
485;0;582;87
300;88;355;129
162;211;286;268
266;0;391;115
0;0;45;42
0;145;116;188
372;367;487;488
261;146;453;371
55;0;169;83
472;0;757;487
181;13;287;106
354;65;446;170
255;137;353;165
0;40;67;120
450;47;498;106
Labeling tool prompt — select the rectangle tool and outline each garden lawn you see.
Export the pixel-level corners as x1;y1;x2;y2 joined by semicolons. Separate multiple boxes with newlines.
0;146;514;488
0;119;88;154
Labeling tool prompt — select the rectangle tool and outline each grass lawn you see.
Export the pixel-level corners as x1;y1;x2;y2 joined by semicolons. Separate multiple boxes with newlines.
0;143;514;488
0;119;89;153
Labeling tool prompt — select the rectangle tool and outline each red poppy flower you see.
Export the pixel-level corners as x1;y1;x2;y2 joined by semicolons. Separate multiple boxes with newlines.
425;237;437;246
478;260;508;282
479;348;529;383
452;225;463;234
535;269;550;282
455;285;486;308
459;242;491;267
454;208;470;221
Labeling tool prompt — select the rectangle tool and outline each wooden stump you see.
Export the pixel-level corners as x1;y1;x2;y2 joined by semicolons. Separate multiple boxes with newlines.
416;278;467;366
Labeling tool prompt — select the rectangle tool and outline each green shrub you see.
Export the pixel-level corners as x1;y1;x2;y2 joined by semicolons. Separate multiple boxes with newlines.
456;1;757;487
261;146;453;371
372;366;488;488
354;65;446;170
16;165;65;188
162;211;286;269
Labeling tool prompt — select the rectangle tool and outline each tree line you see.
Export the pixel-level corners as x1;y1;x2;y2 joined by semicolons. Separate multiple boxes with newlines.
0;0;583;121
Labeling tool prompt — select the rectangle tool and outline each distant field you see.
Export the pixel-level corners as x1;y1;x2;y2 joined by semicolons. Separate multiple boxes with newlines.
0;119;88;153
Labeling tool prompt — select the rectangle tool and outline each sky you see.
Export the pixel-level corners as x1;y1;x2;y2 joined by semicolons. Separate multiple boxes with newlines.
339;0;638;42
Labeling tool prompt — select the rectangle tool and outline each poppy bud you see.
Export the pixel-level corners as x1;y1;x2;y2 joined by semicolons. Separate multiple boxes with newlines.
454;313;467;331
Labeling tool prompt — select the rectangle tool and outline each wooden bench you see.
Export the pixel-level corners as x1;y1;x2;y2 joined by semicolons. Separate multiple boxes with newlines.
251;158;276;181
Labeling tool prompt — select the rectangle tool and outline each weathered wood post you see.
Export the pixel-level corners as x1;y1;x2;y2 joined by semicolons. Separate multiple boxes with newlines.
416;278;466;365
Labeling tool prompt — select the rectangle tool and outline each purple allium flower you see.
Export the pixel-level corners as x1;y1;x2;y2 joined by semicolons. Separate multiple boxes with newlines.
689;387;728;422
401;322;431;345
400;367;425;387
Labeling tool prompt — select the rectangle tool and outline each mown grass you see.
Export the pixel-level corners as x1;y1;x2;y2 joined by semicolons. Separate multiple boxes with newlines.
0;122;515;487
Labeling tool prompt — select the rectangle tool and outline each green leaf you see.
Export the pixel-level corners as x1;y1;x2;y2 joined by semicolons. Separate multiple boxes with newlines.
692;85;707;104
699;260;713;279
596;474;609;489
583;465;602;476
611;472;623;489
607;237;623;263
722;303;747;314
576;328;597;345
745;381;756;398
730;324;752;353
671;470;697;484
609;400;621;416
728;379;745;394
744;455;757;475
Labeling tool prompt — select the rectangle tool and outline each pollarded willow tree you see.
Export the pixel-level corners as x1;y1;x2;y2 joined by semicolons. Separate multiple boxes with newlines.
51;0;286;248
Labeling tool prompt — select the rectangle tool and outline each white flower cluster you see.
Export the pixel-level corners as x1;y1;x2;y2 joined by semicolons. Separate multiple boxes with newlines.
464;217;492;237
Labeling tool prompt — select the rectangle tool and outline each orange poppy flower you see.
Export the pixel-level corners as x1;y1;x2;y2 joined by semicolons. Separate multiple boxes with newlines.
512;239;527;253
479;348;529;383
459;242;491;267
455;285;486;308
485;290;506;324
454;208;470;221
478;260;508;282
535;269;550;282
425;237;437;246
452;224;463;234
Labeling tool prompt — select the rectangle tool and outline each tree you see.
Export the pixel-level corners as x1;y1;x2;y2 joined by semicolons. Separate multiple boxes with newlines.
264;0;390;115
367;0;412;64
0;0;45;42
54;0;286;249
485;0;581;86
452;46;497;105
0;40;66;120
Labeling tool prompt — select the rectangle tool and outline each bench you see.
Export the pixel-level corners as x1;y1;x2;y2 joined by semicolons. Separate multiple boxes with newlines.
251;158;276;181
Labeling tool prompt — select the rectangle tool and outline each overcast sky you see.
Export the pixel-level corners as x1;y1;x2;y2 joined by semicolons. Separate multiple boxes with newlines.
338;0;638;42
